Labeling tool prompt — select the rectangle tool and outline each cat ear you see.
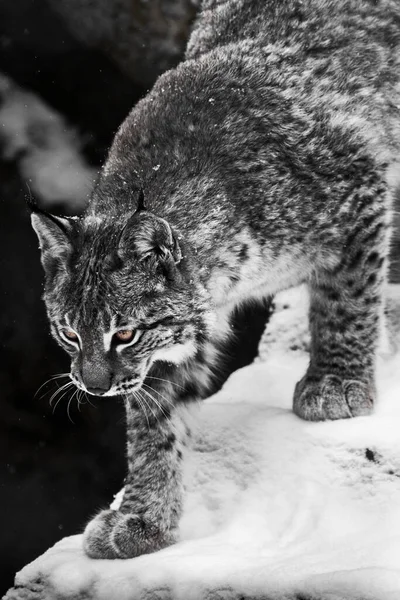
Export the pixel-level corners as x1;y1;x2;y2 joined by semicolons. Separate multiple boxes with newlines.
31;210;74;277
119;212;183;276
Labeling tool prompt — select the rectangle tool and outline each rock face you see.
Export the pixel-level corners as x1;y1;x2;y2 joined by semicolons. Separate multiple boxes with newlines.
48;0;199;86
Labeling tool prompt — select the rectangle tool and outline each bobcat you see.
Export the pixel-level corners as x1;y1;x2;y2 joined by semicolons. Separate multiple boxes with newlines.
32;0;400;559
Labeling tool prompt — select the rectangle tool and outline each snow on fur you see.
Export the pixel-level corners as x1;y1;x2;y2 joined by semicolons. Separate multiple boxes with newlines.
5;285;400;600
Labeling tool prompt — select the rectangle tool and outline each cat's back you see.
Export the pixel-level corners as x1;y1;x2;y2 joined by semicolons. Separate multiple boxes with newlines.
188;0;400;61
187;0;400;158
93;0;400;221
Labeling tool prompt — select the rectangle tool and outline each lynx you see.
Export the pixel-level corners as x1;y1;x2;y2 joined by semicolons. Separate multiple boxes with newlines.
32;0;400;559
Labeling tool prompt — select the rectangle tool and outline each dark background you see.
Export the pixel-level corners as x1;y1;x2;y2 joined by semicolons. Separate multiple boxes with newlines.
0;0;271;593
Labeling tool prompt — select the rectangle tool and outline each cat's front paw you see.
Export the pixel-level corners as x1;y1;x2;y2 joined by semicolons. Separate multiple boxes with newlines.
83;509;175;559
293;372;374;421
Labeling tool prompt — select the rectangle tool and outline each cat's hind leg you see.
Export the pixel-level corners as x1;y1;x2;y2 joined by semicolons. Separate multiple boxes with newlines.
293;183;390;421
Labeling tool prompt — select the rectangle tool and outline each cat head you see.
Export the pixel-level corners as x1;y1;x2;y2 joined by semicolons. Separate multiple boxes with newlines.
31;205;209;396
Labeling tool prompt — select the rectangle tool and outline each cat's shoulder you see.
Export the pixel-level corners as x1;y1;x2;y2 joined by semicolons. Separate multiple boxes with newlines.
187;0;400;62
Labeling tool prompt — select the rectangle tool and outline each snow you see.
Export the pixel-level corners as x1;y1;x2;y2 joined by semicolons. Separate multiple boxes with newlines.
0;73;96;213
5;285;400;600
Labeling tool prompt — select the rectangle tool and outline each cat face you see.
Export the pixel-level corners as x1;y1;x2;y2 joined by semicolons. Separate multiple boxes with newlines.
31;209;205;396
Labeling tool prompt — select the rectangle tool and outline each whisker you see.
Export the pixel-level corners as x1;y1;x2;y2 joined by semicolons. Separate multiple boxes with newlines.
142;382;174;407
137;390;159;425
34;373;70;398
136;390;157;426
52;383;74;414
141;387;171;425
76;390;83;412
49;381;73;407
84;391;97;409
146;376;186;391
67;393;75;424
134;392;150;431
141;388;173;423
133;391;150;430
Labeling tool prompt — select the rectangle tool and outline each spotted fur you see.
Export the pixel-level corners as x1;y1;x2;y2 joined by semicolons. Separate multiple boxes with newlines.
32;0;400;559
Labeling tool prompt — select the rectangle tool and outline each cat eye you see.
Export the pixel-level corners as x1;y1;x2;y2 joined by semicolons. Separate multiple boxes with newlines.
113;329;142;345
61;329;79;344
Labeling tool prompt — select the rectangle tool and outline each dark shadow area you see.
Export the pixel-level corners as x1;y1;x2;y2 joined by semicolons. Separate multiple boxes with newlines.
0;161;127;589
0;0;144;164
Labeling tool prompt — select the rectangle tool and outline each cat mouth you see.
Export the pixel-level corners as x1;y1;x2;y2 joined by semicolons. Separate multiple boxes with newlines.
88;378;145;397
70;378;144;397
71;361;151;397
112;381;143;396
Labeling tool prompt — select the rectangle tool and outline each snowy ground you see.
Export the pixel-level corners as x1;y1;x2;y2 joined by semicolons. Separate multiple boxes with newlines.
5;285;400;600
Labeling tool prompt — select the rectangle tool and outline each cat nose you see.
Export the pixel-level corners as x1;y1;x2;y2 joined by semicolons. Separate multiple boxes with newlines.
81;363;111;395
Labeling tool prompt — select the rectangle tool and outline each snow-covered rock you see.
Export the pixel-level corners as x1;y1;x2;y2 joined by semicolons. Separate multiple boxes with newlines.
4;285;400;600
0;73;96;214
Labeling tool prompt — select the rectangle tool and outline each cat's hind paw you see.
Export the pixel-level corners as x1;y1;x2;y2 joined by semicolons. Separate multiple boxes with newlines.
83;509;174;559
293;372;374;421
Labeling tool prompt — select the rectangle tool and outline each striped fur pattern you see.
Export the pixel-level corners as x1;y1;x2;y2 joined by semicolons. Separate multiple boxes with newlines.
32;0;400;559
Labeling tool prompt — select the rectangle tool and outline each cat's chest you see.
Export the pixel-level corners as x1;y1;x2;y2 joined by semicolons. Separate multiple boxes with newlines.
204;238;312;312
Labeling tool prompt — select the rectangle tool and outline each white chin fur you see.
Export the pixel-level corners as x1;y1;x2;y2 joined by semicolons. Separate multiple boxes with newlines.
150;340;197;365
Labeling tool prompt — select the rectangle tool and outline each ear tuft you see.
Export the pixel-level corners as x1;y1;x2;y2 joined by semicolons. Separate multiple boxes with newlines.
136;188;146;213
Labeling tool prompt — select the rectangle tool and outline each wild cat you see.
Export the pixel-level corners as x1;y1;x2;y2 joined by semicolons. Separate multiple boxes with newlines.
31;0;400;559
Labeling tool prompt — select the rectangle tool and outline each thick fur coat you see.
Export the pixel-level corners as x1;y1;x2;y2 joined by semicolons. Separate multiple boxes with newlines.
32;0;400;559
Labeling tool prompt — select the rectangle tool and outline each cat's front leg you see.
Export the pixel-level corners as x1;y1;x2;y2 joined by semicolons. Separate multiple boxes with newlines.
83;395;184;559
293;187;389;421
